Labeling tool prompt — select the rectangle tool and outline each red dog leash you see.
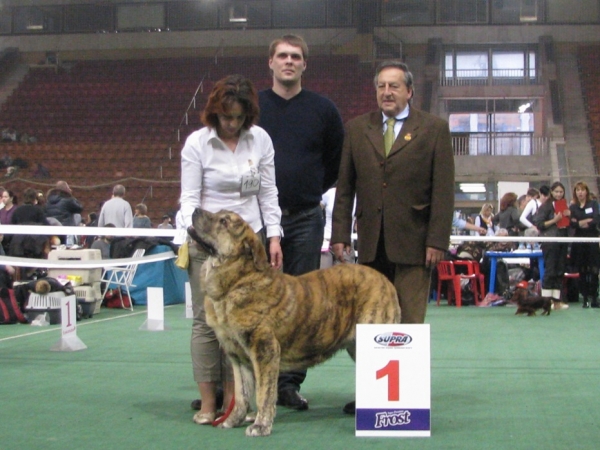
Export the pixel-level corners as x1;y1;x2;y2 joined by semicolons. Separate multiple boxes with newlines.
212;395;235;427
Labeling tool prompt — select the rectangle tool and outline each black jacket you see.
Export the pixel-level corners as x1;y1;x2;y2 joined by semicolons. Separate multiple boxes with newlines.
45;188;83;226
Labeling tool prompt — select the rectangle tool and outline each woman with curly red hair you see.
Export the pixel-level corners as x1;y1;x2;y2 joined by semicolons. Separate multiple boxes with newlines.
492;192;521;236
180;74;283;425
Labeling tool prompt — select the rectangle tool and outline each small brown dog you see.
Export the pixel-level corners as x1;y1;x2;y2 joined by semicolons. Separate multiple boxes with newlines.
511;285;551;316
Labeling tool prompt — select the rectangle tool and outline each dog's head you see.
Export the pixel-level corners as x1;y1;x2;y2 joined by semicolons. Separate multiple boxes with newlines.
188;208;269;271
510;286;529;303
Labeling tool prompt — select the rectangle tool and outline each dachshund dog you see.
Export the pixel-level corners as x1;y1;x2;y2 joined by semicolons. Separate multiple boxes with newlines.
511;284;552;316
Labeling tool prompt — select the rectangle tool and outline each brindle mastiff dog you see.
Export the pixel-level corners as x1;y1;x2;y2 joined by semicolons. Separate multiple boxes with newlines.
188;208;400;437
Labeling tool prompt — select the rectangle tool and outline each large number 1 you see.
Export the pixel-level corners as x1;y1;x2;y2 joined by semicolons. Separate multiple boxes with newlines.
376;360;400;401
65;300;72;327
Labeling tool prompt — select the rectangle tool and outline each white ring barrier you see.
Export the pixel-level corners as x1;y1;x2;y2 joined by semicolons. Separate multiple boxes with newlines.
0;251;176;268
0;224;182;268
450;235;600;243
0;224;180;238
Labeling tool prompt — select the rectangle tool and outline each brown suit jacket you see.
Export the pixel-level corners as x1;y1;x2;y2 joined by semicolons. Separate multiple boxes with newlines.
331;108;455;265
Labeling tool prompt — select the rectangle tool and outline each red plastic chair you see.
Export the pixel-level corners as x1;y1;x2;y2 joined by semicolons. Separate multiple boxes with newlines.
454;260;486;306
436;260;484;307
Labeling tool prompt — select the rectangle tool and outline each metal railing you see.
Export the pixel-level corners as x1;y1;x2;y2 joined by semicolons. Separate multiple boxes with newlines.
441;69;539;86
452;133;548;156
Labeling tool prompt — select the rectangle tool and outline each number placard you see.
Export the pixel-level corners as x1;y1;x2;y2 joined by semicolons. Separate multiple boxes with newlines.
355;324;431;437
61;295;78;337
240;174;261;197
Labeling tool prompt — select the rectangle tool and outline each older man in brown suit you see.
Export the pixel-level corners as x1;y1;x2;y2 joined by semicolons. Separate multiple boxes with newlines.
332;60;454;326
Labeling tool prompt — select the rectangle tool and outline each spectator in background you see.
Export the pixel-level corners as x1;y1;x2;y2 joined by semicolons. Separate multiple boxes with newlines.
35;190;46;208
91;223;115;259
493;192;521;236
474;203;496;236
0;189;17;225
45;180;83;227
9;188;51;260
157;214;173;229
45;181;83;246
0;186;6;210
519;186;547;232
11;188;47;225
98;184;133;228
0;189;17;254
517;194;529;213
0;233;15;284
453;214;485;235
569;181;600;308
533;181;570;311
81;212;98;248
86;212;98;227
133;203;152;228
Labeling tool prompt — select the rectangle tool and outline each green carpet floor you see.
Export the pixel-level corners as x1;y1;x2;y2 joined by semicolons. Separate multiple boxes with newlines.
1;302;599;450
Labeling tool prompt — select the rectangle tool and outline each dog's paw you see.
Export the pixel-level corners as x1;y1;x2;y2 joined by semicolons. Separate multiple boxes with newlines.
217;418;237;429
217;409;247;429
245;423;272;437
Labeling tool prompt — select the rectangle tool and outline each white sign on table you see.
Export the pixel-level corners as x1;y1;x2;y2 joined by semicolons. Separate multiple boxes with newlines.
355;324;430;437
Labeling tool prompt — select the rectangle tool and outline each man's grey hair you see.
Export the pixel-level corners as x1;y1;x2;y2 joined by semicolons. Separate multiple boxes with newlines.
113;184;126;197
373;60;414;94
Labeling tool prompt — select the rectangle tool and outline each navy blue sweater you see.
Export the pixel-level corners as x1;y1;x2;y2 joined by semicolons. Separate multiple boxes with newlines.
259;89;344;210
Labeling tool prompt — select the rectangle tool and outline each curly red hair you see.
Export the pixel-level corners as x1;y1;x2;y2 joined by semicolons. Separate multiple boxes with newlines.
201;74;259;130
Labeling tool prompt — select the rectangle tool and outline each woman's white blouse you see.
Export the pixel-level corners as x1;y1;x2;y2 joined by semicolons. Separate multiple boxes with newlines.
180;125;282;238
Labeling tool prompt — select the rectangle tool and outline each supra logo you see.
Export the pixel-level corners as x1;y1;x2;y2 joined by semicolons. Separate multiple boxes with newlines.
374;332;412;347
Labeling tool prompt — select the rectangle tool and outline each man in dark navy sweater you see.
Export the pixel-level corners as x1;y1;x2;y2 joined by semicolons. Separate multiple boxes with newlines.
259;34;344;411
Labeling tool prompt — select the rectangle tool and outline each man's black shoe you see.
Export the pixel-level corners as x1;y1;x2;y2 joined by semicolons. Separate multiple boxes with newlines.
191;399;202;410
277;389;309;410
343;401;356;415
190;388;224;411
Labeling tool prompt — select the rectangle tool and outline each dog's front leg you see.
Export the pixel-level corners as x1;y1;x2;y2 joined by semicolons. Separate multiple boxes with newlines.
218;354;249;429
246;339;280;437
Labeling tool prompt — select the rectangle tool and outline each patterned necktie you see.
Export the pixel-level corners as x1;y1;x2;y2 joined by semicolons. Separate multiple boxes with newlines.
384;117;396;156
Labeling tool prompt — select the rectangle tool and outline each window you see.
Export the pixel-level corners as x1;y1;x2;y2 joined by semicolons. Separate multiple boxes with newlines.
438;0;487;24
445;51;488;80
382;0;434;25
443;47;537;85
168;1;219;30
117;4;165;31
13;6;62;33
448;99;537;156
64;5;113;33
547;0;599;23
219;1;272;29
273;0;326;28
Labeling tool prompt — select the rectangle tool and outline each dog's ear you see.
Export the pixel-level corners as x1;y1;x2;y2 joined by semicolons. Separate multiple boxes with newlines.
243;233;270;271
